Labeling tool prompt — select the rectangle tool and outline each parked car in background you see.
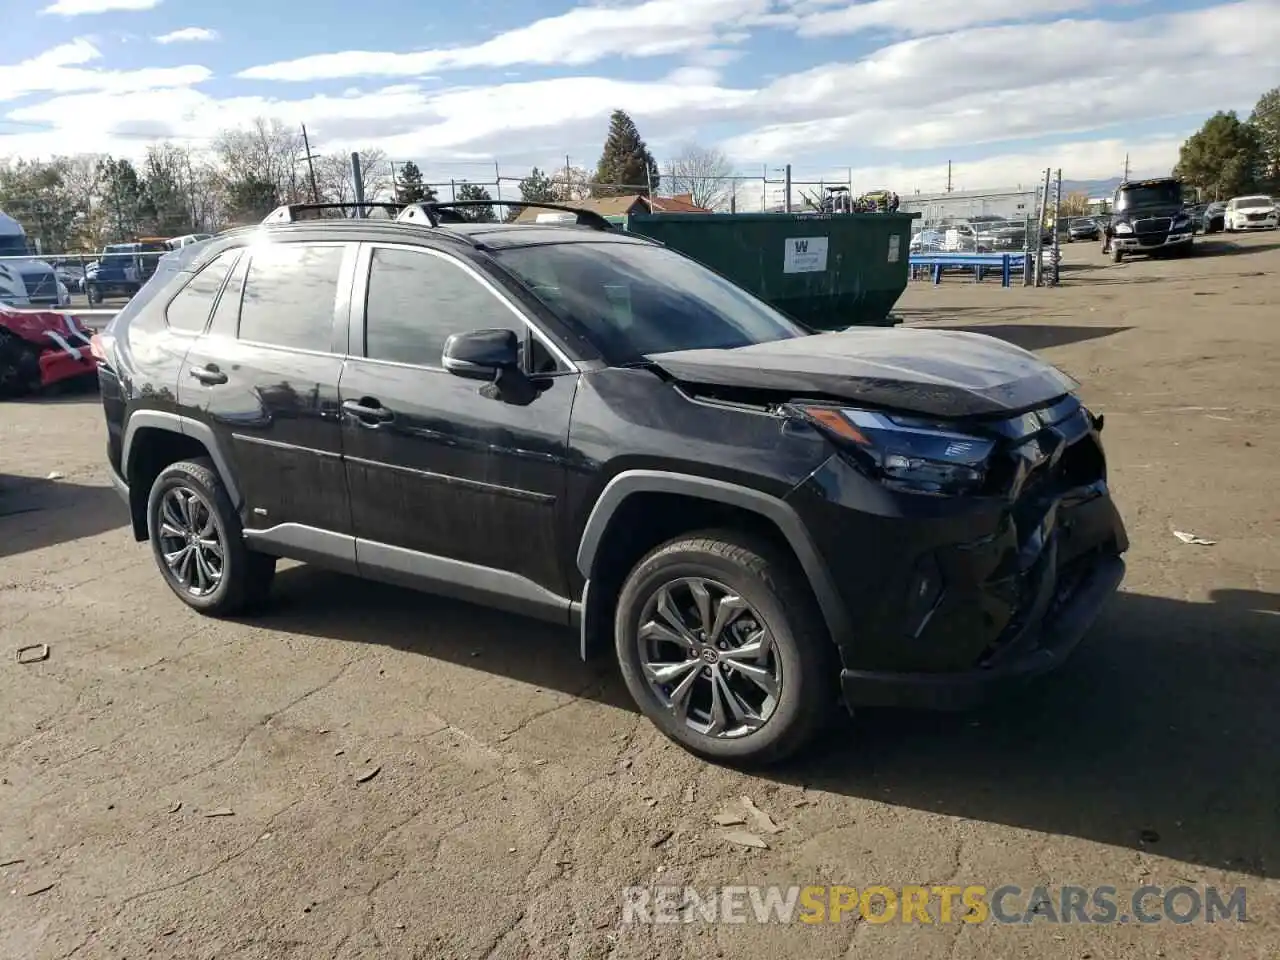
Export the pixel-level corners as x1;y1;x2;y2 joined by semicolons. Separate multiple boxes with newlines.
1066;217;1100;242
86;239;170;304
167;233;213;251
1224;195;1278;232
95;200;1129;765
1200;202;1226;234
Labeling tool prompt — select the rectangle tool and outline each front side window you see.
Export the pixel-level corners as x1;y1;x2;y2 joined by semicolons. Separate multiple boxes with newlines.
495;241;807;362
238;242;345;350
363;247;518;367
165;250;238;333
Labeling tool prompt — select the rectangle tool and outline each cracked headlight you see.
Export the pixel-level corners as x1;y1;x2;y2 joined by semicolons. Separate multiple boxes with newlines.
792;406;997;496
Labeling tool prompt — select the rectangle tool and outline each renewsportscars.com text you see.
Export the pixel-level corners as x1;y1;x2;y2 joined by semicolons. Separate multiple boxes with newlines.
621;884;1248;925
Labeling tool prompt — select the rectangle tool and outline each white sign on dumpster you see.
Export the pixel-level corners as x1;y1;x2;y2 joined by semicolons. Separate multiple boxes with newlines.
783;236;828;273
887;234;901;263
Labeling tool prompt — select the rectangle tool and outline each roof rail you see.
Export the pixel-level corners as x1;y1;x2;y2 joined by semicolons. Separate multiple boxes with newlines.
262;202;404;224
415;200;616;233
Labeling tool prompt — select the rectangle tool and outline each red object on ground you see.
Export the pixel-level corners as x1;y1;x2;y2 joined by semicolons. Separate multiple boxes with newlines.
0;306;100;395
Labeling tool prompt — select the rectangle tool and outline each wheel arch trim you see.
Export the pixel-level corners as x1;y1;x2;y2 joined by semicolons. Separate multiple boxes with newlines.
575;469;851;651
122;410;243;509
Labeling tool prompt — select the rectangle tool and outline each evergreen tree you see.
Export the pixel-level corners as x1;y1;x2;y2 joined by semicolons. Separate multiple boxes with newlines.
455;182;497;221
519;167;556;203
395;161;436;204
97;157;146;239
224;176;278;225
594;110;659;197
1173;111;1263;200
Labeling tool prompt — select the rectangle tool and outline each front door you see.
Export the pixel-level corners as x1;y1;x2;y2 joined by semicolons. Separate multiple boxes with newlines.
180;239;357;541
339;242;578;619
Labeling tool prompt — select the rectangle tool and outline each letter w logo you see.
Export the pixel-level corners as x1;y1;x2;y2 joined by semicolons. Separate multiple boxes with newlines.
794;240;808;253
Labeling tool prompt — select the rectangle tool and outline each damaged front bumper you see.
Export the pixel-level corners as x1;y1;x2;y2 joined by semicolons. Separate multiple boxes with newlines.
788;396;1128;711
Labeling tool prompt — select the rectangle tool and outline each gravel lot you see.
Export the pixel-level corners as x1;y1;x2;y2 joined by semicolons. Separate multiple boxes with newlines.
2;234;1277;960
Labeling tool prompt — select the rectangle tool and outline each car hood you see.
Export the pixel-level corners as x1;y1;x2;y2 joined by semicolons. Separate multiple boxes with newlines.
647;328;1079;418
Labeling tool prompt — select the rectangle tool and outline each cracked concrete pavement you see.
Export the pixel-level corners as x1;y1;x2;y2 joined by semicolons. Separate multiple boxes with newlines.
1;234;1277;959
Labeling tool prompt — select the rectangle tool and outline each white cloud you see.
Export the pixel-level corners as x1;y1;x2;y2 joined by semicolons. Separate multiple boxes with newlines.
154;27;219;44
723;0;1280;156
238;0;773;81
0;39;210;102
42;0;162;14
1;0;1271;199
795;0;1098;37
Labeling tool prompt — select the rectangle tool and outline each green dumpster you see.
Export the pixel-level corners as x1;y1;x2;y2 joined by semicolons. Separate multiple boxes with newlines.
622;212;919;329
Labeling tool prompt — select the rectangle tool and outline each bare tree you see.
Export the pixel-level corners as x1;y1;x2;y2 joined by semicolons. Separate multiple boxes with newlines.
549;165;592;202
662;143;734;210
213;117;307;204
314;149;392;212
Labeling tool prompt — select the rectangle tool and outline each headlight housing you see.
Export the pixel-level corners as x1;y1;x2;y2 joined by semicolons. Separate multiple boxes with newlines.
1114;222;1133;234
791;405;997;496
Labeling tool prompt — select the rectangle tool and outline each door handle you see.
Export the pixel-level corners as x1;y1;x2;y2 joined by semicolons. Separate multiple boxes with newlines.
189;364;227;385
342;399;394;422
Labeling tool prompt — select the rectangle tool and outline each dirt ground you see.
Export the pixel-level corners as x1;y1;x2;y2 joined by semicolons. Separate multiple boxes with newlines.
2;234;1277;960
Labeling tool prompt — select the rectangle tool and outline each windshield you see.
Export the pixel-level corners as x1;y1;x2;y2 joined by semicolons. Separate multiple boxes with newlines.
1234;196;1271;208
104;244;134;254
0;235;29;257
495;241;808;361
1115;181;1182;211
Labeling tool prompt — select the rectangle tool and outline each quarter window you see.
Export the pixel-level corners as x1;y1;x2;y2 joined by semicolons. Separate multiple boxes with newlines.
165;250;238;333
238;243;345;350
364;247;518;367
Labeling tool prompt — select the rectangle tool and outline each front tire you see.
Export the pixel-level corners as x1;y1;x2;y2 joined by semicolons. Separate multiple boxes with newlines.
147;458;276;616
1111;246;1124;263
614;531;837;765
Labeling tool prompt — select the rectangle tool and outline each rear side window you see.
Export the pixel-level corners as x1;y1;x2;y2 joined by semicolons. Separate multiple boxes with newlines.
239;243;345;350
364;246;515;367
165;250;238;333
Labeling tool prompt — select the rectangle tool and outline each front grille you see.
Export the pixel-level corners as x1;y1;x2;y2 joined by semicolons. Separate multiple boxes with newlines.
21;271;58;303
1246;213;1269;221
1133;217;1171;235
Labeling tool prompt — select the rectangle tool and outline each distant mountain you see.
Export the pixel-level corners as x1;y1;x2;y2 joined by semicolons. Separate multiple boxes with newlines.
1061;177;1126;197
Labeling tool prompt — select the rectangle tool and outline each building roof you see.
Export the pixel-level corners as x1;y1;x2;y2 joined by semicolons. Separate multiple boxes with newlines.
514;193;710;223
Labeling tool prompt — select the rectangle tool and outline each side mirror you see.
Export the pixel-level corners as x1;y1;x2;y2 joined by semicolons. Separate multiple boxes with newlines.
442;328;520;381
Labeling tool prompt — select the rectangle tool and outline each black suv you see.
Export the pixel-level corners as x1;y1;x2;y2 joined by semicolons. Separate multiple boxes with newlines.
96;201;1129;764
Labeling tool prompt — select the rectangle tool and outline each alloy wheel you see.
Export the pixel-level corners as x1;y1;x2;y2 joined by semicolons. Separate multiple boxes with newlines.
636;577;782;739
157;485;224;597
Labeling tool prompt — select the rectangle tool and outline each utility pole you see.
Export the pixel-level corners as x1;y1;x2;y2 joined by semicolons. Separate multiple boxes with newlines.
564;155;571;201
1035;167;1051;286
1123;153;1130;181
300;125;320;203
784;164;792;214
946;160;953;193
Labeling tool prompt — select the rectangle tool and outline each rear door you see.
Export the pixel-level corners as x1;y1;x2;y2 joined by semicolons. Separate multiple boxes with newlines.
339;241;579;618
180;238;358;542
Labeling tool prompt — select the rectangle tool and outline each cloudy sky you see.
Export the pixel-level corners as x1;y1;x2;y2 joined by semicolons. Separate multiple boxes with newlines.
1;0;1277;197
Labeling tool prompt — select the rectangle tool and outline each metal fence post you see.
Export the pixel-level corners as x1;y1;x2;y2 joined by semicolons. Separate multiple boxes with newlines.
1052;169;1063;286
351;153;365;218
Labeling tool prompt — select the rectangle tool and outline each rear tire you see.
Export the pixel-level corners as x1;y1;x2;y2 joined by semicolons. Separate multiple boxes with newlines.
614;530;837;766
147;458;276;616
